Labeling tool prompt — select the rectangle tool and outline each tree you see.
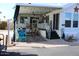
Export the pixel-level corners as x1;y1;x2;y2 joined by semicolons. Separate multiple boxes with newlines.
0;21;7;30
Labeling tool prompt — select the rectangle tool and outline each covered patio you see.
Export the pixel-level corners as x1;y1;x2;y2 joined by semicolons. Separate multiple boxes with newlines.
14;4;62;42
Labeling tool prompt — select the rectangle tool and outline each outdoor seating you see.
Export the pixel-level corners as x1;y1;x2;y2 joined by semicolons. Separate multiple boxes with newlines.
18;28;26;42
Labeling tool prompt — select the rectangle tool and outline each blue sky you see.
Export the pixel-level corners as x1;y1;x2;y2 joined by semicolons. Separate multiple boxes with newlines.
0;3;67;21
0;3;15;21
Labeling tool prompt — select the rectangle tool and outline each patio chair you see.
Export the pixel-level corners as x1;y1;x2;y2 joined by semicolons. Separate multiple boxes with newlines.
18;29;26;42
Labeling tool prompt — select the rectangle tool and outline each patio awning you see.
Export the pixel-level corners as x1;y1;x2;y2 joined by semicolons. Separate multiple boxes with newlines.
19;5;62;15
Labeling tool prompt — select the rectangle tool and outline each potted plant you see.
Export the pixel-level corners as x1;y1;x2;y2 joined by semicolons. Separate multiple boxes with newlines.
65;35;76;42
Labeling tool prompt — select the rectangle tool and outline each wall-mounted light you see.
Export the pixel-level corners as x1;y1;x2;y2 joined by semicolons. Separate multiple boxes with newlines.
28;3;31;4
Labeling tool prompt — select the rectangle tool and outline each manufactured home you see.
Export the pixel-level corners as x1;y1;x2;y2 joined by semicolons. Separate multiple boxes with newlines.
13;3;79;42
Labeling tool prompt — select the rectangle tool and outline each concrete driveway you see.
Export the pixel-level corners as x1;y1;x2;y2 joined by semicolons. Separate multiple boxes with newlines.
6;46;79;56
3;39;79;56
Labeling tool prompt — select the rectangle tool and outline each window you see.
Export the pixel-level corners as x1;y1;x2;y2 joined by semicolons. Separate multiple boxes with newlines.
46;16;49;23
20;17;27;23
65;20;71;27
20;17;24;23
73;21;78;27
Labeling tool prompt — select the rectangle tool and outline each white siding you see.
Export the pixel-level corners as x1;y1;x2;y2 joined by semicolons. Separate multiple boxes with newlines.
60;4;79;40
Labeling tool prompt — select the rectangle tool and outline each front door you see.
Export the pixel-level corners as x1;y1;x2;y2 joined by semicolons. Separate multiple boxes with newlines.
49;13;60;39
53;13;59;30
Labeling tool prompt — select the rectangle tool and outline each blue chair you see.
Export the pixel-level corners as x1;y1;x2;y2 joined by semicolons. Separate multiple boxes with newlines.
18;29;26;42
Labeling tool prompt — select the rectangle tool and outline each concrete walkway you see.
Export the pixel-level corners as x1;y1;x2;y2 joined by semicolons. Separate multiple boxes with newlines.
7;39;79;50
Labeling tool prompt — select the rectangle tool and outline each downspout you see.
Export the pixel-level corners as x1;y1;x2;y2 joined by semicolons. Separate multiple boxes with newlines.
13;5;20;42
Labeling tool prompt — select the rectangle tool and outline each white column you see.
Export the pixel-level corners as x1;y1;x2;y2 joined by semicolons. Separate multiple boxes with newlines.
7;19;11;46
